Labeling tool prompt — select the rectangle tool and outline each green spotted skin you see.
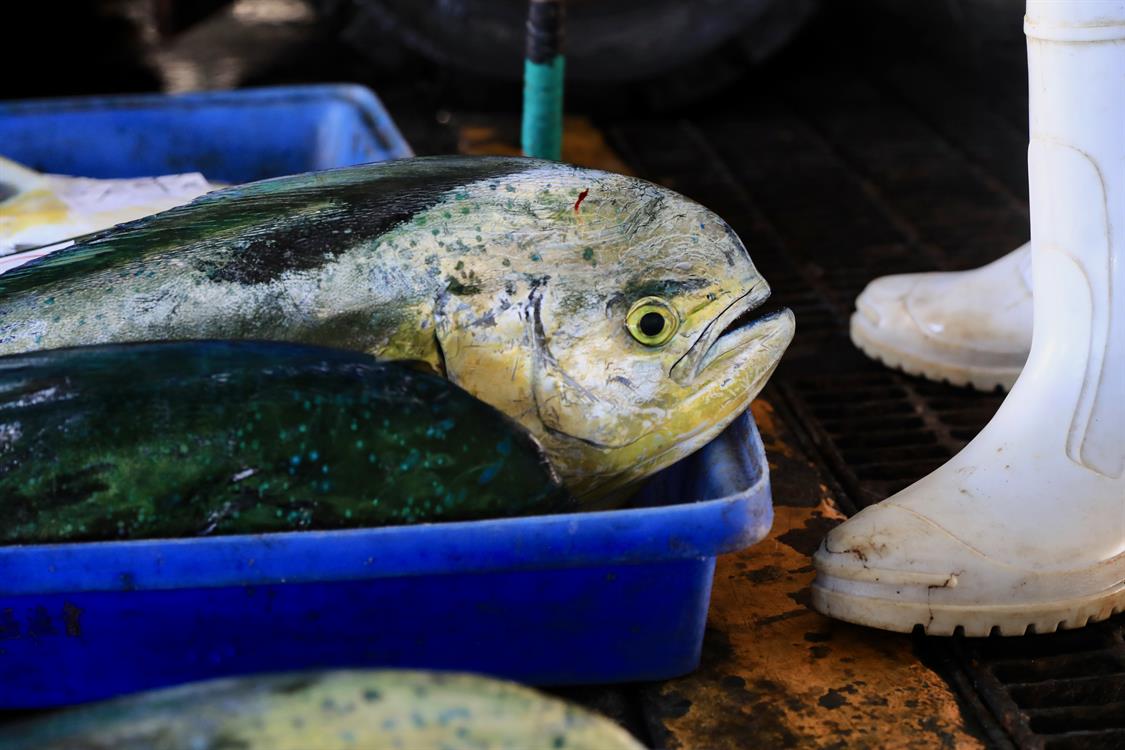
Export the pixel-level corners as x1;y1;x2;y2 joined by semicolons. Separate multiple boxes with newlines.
0;671;645;750
0;155;796;502
0;341;570;544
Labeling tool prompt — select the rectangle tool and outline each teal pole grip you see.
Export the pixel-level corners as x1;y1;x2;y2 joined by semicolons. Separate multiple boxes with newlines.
522;55;565;161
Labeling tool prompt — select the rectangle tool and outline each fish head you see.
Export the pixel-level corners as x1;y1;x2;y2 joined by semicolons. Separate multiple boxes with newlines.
527;180;794;500
432;164;794;501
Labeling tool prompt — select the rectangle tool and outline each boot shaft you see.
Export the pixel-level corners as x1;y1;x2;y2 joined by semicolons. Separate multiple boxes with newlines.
1025;0;1125;478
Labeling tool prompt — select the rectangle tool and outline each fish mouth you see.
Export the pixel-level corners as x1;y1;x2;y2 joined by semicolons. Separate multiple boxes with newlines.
671;284;793;386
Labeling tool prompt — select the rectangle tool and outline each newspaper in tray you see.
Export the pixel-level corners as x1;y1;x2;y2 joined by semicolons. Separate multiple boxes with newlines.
0;156;215;258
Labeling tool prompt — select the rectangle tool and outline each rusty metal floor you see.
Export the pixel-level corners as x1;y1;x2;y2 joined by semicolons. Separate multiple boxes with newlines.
518;12;1122;750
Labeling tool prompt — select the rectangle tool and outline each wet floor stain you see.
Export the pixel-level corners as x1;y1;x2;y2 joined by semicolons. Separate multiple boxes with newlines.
642;396;987;749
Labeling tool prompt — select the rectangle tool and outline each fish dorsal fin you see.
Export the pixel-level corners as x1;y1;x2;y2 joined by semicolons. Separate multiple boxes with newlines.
0;156;545;296
0;240;75;276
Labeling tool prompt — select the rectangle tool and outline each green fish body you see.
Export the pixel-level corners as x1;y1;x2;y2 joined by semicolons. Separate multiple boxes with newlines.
0;670;644;750
0;341;568;544
0;156;795;500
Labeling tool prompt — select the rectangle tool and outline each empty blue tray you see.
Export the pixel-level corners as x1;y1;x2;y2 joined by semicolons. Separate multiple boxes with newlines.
0;412;772;708
0;85;413;183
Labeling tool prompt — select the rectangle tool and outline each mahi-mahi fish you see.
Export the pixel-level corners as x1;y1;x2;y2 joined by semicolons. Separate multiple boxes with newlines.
0;156;795;501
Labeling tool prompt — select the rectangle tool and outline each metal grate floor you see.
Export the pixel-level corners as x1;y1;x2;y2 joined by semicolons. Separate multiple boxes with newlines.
601;7;1125;747
954;624;1125;749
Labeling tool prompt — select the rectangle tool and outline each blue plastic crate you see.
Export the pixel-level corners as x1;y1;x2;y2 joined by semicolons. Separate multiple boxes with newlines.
0;412;772;708
0;85;413;183
0;86;773;706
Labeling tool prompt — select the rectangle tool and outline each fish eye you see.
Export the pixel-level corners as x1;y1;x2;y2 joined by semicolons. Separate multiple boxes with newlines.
626;297;679;347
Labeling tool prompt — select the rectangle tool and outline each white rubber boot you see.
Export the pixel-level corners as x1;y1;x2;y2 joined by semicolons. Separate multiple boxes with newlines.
812;0;1125;636
851;243;1031;391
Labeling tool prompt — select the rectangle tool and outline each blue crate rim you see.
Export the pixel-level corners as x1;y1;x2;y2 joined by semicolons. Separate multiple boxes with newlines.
0;84;414;161
0;418;771;597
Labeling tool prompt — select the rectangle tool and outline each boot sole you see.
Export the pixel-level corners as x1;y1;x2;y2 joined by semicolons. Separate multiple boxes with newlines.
850;312;1021;393
811;575;1125;637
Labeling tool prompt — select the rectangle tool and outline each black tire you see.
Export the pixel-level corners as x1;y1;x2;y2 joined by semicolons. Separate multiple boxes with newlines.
312;0;817;86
